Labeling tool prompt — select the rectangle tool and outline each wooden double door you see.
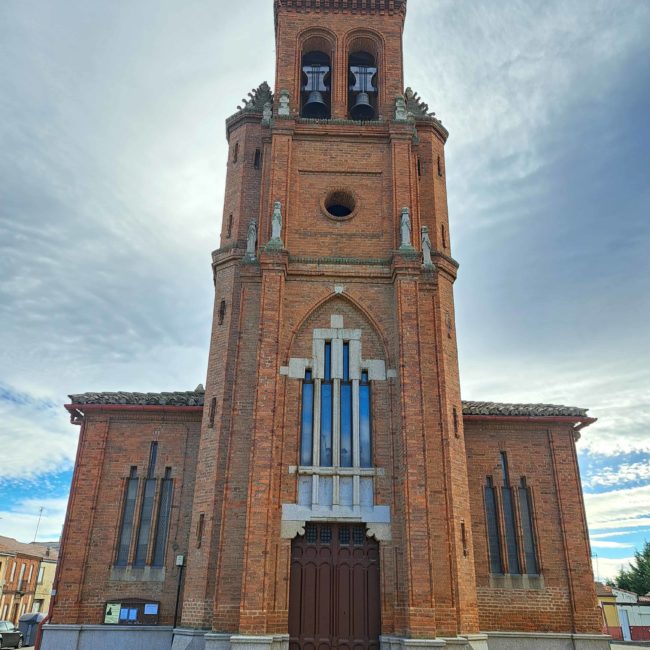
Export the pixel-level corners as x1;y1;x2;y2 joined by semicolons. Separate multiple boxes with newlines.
289;523;380;650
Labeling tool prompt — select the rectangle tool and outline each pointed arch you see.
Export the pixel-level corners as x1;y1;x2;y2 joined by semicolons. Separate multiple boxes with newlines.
285;290;393;369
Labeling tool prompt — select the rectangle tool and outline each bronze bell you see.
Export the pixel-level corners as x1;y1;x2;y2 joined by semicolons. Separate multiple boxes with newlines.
303;91;329;119
351;91;375;121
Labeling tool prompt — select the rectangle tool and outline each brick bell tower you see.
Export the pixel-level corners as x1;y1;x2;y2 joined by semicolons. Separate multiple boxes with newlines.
180;0;484;648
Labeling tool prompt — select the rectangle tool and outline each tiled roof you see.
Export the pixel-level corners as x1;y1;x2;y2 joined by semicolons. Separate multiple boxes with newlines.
0;535;59;561
68;389;205;407
68;391;587;419
462;401;589;418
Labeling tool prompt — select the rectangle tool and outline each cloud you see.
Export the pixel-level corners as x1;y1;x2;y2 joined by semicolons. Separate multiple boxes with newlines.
583;459;650;489
0;385;77;481
590;540;634;550
585;485;650;531
592;555;636;582
0;496;69;544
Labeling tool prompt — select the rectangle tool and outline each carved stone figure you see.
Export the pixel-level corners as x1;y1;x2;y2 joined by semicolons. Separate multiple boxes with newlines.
262;101;272;126
421;226;433;268
246;221;257;259
400;207;413;249
278;90;291;117
271;201;283;244
394;95;408;122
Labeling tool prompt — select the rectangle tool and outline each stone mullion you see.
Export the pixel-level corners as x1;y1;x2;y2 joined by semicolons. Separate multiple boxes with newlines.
312;377;321;505
352;378;361;507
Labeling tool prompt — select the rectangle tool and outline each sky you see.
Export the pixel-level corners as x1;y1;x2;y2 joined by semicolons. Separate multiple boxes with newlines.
1;0;649;582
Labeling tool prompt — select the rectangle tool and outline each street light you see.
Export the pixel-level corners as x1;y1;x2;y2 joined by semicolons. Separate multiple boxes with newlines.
173;555;185;628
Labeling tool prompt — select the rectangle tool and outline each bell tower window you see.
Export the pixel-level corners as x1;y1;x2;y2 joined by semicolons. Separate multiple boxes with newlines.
348;52;377;121
301;51;331;119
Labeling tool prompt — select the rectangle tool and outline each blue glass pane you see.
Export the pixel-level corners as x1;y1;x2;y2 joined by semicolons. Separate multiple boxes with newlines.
300;382;314;465
360;384;372;467
320;382;333;466
343;343;349;381
485;485;503;573
502;487;521;574
340;383;353;467
324;343;331;380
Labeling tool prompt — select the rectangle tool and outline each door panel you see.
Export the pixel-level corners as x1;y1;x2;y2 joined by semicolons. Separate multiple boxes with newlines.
289;523;380;650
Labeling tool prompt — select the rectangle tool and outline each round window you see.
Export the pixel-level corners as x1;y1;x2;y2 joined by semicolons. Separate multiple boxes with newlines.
323;190;357;220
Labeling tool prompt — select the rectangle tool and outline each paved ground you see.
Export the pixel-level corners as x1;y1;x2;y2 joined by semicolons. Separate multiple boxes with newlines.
612;644;650;649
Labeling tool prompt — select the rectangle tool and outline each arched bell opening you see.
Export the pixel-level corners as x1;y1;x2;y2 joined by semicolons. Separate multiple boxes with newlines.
348;51;378;121
301;50;332;119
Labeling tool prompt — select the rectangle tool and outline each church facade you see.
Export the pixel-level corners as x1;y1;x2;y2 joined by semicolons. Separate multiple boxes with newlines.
41;2;609;649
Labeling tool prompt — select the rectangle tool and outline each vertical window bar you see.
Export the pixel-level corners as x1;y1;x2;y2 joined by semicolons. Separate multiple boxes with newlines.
340;343;353;467
152;468;173;567
519;478;539;574
116;467;138;566
484;476;503;574
300;370;314;465
320;343;333;466
359;370;372;467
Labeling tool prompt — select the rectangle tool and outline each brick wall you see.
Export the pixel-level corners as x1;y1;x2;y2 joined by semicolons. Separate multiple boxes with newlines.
52;409;201;626
465;419;602;633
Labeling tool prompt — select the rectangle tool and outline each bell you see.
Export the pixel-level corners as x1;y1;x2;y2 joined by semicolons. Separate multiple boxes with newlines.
302;91;329;119
351;92;375;121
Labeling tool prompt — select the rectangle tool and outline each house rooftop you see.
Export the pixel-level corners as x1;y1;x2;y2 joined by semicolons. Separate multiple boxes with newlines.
0;535;59;561
67;391;590;419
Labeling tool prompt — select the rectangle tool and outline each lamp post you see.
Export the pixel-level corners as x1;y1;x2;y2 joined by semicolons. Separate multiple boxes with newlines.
173;555;185;629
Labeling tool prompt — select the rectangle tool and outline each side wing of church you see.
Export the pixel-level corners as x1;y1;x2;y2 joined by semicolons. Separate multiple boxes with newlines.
41;2;608;649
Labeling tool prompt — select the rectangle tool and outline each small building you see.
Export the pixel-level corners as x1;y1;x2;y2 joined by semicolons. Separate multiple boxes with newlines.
0;536;59;623
595;582;621;640
612;587;650;642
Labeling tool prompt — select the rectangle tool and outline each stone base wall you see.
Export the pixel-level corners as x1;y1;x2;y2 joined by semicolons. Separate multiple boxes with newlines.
380;633;610;650
40;624;174;650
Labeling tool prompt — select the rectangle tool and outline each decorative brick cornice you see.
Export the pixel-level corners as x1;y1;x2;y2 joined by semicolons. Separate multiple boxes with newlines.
275;0;406;16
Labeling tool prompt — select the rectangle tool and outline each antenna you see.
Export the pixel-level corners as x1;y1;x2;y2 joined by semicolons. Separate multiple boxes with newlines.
33;506;44;542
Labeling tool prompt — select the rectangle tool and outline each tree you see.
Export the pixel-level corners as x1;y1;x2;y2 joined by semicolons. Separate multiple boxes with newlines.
610;541;650;596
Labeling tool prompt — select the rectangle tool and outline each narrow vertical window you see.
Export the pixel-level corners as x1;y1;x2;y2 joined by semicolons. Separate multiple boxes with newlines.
461;521;468;557
500;452;521;574
218;300;226;325
417;157;422;177
152;468;173;567
437;155;444;177
453;406;459;437
196;513;205;549
116;467;138;566
232;142;239;163
300;370;314;465
340;343;353;467
254;148;262;169
441;224;448;249
519;478;539;574
359;370;372;467
320;343;333;467
484;476;502;573
134;443;158;566
227;214;233;238
209;397;217;427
